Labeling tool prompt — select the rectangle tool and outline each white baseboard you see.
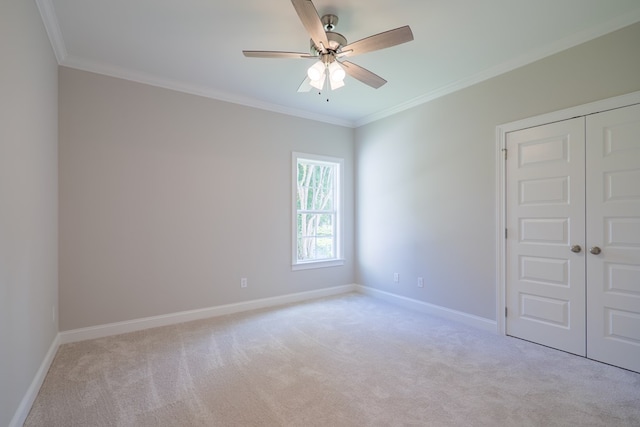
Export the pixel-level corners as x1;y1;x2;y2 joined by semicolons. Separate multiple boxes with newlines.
355;285;497;333
60;284;357;344
9;333;60;427
13;283;489;426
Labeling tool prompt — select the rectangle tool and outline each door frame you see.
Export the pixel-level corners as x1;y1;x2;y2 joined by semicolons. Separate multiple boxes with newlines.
495;90;640;335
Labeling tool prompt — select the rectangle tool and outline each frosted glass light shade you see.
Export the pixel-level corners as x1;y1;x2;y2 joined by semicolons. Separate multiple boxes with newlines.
307;61;325;81
328;61;346;83
329;78;345;90
310;77;325;90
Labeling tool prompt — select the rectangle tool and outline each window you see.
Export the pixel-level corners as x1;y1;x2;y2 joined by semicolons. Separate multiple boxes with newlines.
292;152;344;270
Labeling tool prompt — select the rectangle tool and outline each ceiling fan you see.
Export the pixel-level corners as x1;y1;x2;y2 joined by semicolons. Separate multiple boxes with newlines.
243;0;414;92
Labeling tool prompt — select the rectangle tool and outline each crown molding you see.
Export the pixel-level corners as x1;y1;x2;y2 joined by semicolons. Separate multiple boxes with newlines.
35;0;67;63
35;0;640;128
355;10;640;127
61;55;355;128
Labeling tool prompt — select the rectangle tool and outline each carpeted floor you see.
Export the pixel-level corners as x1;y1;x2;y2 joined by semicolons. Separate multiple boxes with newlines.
25;293;640;426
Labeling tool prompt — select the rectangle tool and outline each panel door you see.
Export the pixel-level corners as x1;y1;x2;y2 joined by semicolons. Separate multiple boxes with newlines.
586;103;640;372
506;117;586;356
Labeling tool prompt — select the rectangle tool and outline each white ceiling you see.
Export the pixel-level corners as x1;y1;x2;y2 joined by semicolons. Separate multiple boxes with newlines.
37;0;640;127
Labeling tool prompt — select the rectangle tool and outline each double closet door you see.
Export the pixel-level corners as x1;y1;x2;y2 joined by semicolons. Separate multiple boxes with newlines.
506;103;640;373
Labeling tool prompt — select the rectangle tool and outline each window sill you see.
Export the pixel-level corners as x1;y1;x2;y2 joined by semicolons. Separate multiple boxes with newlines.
292;259;345;271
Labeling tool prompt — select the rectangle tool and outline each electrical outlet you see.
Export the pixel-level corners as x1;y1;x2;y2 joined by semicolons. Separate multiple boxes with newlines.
393;273;400;283
417;277;424;288
241;278;248;288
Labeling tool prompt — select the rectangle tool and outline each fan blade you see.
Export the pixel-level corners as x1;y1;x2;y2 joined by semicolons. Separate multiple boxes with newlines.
243;51;315;59
297;77;313;92
341;61;387;89
340;26;413;57
291;0;330;53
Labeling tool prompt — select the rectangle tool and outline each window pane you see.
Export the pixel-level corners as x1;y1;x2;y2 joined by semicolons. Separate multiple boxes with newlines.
297;213;335;261
316;213;334;236
294;153;342;266
298;237;335;261
298;213;334;237
315;237;334;259
297;162;335;212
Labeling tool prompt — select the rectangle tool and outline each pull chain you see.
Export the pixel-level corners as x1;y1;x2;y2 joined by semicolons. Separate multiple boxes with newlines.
317;91;330;102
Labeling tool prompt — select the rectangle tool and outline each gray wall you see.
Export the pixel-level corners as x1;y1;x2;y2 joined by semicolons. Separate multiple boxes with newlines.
4;6;640;423
0;1;59;425
58;68;355;331
355;22;640;320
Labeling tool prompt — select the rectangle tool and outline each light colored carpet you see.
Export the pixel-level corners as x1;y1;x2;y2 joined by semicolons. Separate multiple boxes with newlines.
25;293;640;426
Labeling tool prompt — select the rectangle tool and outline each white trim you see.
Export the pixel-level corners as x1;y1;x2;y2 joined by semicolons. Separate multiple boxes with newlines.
9;333;60;427
11;283;490;425
292;259;345;271
38;0;640;129
499;91;640;134
60;284;356;344
292;152;345;270
495;125;508;336
35;0;67;64
495;90;640;335
355;11;640;127
60;55;354;128
355;285;497;333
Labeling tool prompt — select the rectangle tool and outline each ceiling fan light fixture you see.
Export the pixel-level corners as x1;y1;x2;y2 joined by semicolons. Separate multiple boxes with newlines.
307;60;326;81
328;61;346;83
329;77;345;91
309;76;325;90
244;1;414;93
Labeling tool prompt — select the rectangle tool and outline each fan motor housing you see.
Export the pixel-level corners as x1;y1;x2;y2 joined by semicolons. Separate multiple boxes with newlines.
309;14;347;56
310;31;347;55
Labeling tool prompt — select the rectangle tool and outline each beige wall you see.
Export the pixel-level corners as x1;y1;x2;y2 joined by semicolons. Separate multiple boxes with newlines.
58;68;355;331
355;22;640;320
5;7;640;422
0;1;59;425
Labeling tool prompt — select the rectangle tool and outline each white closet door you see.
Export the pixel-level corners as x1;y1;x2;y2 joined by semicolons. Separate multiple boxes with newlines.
506;117;586;356
586;103;640;373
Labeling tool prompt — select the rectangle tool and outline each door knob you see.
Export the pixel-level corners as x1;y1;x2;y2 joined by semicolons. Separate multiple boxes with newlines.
590;246;602;255
570;245;582;253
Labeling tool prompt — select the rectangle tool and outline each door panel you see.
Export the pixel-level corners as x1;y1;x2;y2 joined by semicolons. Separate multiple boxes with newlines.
520;218;568;244
506;117;586;356
586;103;640;372
520;293;569;326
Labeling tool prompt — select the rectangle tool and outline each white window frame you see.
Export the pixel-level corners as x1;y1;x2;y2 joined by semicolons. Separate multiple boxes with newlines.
292;152;344;271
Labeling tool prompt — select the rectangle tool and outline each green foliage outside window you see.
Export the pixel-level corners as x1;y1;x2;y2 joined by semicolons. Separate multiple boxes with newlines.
296;160;336;261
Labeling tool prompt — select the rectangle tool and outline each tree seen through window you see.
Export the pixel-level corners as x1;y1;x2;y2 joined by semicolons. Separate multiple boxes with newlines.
296;157;338;262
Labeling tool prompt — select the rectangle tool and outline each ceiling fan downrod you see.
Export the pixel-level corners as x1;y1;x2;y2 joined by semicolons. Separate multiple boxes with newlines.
310;15;347;56
322;14;338;31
